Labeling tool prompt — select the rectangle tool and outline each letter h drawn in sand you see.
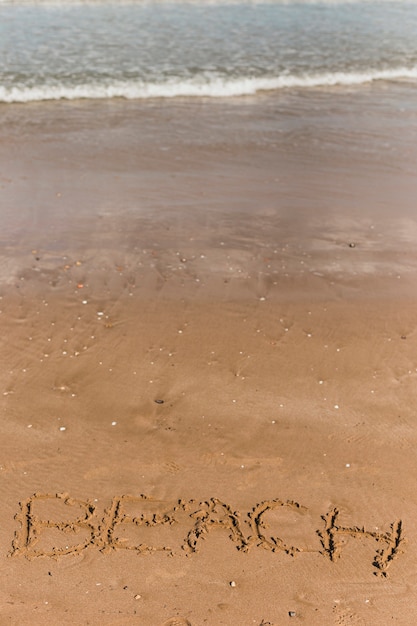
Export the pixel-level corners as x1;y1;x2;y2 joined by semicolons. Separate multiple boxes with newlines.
318;507;405;577
10;493;96;558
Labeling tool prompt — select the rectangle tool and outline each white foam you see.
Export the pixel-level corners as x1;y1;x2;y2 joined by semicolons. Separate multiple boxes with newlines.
0;0;415;5
1;67;416;103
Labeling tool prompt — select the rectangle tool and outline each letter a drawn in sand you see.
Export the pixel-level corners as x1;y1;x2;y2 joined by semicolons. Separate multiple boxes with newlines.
184;498;247;553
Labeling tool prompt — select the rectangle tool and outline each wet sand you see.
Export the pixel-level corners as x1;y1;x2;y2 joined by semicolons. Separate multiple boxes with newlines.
1;84;417;625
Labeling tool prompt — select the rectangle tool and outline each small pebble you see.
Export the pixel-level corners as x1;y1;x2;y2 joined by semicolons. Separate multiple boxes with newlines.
154;399;164;404
230;581;236;587
289;611;296;617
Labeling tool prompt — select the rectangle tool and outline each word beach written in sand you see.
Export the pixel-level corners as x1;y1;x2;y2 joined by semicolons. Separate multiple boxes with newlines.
9;493;405;578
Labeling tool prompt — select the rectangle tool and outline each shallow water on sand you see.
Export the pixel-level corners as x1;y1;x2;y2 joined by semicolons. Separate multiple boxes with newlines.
1;83;417;299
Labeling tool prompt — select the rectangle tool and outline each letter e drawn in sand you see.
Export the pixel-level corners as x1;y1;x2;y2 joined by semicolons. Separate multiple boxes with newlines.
9;493;96;559
97;494;190;554
318;507;405;578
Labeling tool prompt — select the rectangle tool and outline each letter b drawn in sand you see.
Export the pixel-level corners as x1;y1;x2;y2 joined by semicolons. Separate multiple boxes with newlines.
318;508;405;577
10;493;96;558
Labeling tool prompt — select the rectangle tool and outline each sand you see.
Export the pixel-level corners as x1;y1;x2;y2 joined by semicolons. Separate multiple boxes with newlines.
1;85;417;625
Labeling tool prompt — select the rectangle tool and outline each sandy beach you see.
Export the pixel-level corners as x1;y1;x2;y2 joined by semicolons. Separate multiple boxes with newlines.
1;84;417;625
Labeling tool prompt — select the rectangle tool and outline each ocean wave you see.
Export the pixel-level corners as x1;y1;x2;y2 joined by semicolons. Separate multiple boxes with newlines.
1;68;416;103
1;0;416;5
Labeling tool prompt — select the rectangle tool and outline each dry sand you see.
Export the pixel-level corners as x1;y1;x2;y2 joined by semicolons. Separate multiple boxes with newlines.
1;86;417;625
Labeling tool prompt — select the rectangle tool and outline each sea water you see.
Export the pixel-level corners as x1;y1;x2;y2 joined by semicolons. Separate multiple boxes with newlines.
0;0;416;103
